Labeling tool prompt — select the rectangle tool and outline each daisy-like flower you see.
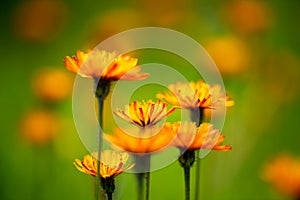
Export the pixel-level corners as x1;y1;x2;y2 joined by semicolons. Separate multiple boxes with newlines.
74;150;134;198
262;154;300;199
156;80;234;109
105;125;175;154
64;49;149;81
114;100;175;127
171;122;232;151
74;150;134;178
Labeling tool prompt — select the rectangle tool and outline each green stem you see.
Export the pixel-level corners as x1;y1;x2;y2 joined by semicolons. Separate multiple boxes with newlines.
190;107;204;127
101;177;115;200
184;166;190;200
106;192;112;200
96;97;104;200
134;155;151;200
145;171;150;200
179;150;195;200
194;158;201;200
136;173;144;200
192;107;204;200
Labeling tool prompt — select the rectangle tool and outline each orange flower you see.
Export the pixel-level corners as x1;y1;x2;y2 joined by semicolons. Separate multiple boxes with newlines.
171;122;231;151
64;49;149;81
204;36;250;76
20;109;59;145
262;154;300;198
222;1;272;34
11;0;68;41
157;80;234;109
114;100;175;127
32;68;73;102
105;125;175;154
74;150;134;178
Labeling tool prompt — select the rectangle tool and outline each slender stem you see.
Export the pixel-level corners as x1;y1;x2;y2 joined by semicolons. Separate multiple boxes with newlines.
193;107;204;200
96;97;104;200
136;173;144;200
134;154;151;200
184;166;190;200
106;192;112;200
145;171;150;200
190;107;204;126
144;155;151;200
194;158;201;200
179;150;195;200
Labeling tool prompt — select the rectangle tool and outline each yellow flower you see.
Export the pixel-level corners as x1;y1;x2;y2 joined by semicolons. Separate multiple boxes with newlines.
157;80;234;109
204;36;250;76
105;125;175;154
73;150;134;178
32;68;73;102
262;154;300;198
20;109;59;145
64;49;149;81
11;0;68;41
171;122;232;151
222;1;272;34
114;100;175;127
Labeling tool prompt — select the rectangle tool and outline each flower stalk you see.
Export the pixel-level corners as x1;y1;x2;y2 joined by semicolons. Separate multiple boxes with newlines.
192;107;204;200
145;170;150;200
184;166;190;200
179;150;195;200
101;177;115;200
95;78;110;200
134;154;151;200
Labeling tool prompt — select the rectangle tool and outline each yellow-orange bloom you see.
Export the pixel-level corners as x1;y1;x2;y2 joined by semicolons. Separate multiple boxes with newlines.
262;154;300;198
32;68;73;102
171;122;231;151
64;49;149;80
204;36;250;76
105;125;175;154
20;109;59;145
157;81;234;109
222;1;272;34
114;100;175;127
73;150;134;178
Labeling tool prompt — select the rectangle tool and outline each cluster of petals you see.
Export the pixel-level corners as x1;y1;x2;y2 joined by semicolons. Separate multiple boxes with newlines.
262;154;300;198
114;100;175;127
64;49;149;81
74;150;134;178
170;122;232;151
157;80;234;109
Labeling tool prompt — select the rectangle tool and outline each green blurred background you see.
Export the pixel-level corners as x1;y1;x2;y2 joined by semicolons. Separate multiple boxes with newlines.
1;0;300;199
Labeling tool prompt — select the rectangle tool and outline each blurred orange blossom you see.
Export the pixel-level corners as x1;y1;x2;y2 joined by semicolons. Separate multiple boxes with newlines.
20;109;59;145
262;154;300;198
32;68;73;102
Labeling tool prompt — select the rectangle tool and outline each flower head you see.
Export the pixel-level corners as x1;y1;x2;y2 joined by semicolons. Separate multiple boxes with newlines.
170;122;231;151
262;154;300;198
64;49;149;81
223;1;272;34
157;80;234;109
73;150;134;178
20;109;59;145
32;69;73;102
114;100;175;127
105;125;175;154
